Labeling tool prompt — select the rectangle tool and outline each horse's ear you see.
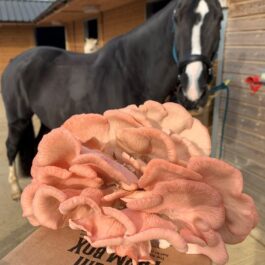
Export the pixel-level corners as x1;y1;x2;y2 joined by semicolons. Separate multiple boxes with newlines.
211;0;223;20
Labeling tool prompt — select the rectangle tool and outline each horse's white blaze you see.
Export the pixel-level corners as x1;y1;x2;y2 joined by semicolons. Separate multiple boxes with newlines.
185;62;203;101
185;0;209;102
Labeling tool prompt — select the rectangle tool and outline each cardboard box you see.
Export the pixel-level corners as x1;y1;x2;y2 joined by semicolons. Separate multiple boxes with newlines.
0;228;211;265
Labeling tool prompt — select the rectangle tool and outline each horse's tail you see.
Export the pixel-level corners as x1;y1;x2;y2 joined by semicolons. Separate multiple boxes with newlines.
17;119;36;177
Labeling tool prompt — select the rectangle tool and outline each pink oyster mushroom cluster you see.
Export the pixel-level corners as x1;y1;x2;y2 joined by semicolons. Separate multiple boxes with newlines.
21;101;258;265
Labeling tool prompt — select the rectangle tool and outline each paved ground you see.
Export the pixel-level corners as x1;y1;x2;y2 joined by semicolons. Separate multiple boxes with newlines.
0;94;35;258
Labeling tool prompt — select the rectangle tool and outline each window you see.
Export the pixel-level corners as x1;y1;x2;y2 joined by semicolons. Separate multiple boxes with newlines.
85;19;98;39
35;27;66;49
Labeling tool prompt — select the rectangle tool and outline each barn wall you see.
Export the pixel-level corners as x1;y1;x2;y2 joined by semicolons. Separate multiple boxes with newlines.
100;0;146;43
0;1;146;71
65;0;146;53
219;0;265;244
65;20;86;53
0;25;35;74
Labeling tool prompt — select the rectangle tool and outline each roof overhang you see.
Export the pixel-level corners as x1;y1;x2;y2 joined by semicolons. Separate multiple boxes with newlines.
0;22;35;27
37;0;138;25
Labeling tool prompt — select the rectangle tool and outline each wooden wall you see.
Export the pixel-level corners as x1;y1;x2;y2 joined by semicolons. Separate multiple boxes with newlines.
0;1;146;72
65;0;146;53
65;20;86;53
0;25;35;74
101;0;146;43
219;0;265;244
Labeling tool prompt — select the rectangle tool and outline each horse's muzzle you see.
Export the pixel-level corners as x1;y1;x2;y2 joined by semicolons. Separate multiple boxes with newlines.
169;85;209;110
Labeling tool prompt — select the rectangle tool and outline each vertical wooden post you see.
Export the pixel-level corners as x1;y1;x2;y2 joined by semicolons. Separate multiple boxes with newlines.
211;8;229;158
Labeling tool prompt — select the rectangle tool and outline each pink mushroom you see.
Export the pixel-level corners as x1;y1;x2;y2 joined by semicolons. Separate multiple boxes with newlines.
188;157;259;243
95;208;187;264
33;127;81;168
138;159;202;189
124;179;225;231
116;127;179;163
21;100;258;265
63;114;110;147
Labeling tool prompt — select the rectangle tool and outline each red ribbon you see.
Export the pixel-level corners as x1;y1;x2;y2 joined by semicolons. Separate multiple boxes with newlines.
245;76;262;93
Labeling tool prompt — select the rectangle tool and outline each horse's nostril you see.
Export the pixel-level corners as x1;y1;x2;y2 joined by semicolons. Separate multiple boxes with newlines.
187;101;199;110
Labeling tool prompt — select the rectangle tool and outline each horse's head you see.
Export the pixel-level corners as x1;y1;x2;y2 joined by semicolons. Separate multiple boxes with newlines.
172;0;223;110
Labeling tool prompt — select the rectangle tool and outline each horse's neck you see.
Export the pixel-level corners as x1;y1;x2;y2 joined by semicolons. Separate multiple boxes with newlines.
125;2;177;101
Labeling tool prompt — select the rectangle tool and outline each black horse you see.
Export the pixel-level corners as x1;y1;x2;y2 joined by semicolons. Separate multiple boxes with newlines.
1;0;223;199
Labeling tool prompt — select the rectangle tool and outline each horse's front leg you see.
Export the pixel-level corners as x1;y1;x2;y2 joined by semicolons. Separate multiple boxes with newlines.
8;164;22;200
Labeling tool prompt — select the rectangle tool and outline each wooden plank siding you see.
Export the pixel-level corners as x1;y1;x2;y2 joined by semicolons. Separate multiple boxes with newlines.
226;14;265;32
223;73;265;95
0;1;146;73
225;31;265;46
0;26;35;74
65;20;86;53
220;98;265;122
224;47;265;62
101;0;146;43
65;1;146;52
228;0;265;17
219;0;265;244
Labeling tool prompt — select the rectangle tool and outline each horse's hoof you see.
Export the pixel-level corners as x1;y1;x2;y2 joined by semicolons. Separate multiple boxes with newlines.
11;189;22;201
